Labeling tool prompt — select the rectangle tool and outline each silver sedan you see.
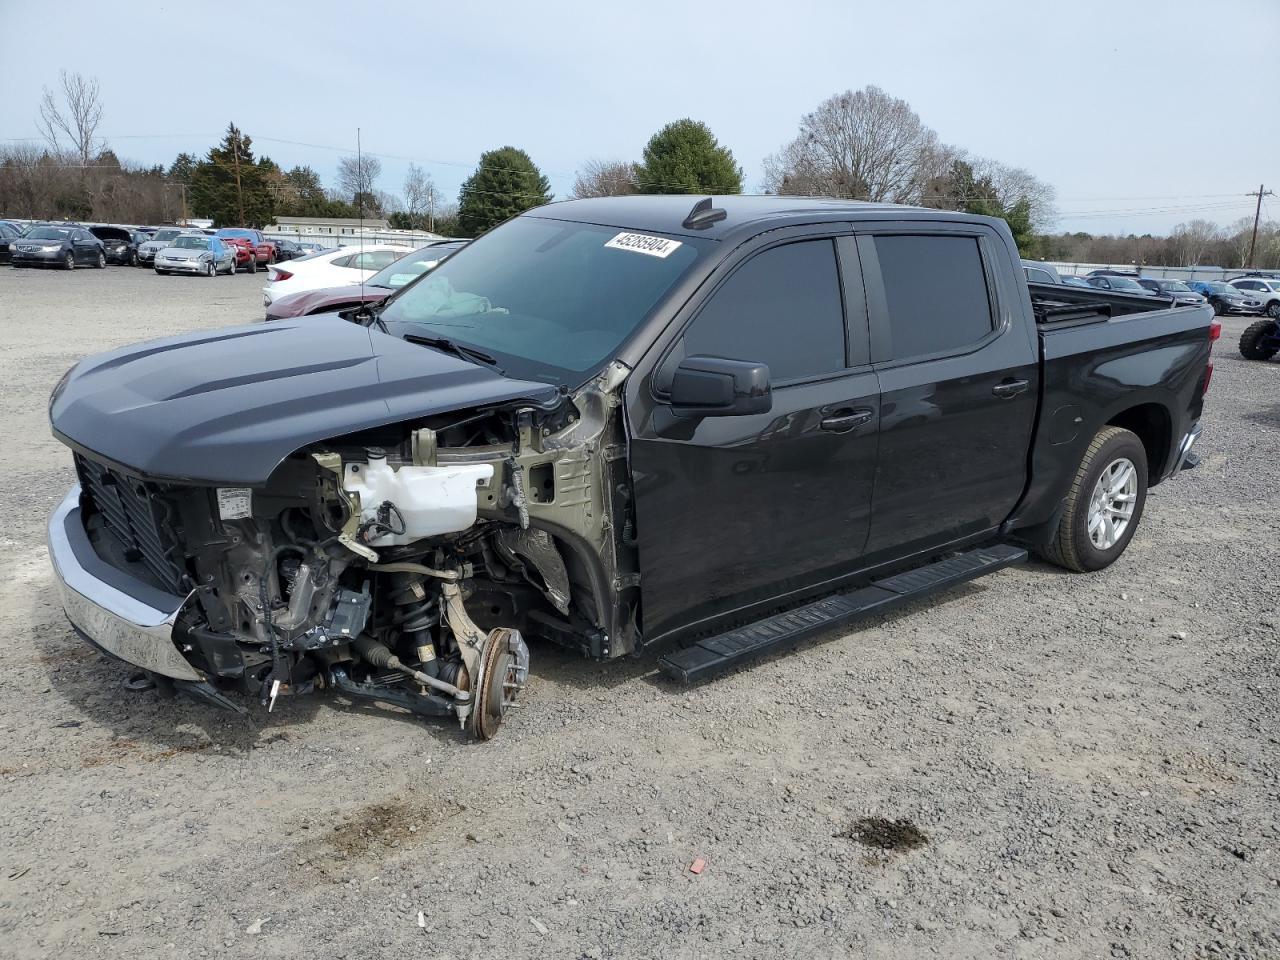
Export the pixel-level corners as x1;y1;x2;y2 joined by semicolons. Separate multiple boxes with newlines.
154;235;237;276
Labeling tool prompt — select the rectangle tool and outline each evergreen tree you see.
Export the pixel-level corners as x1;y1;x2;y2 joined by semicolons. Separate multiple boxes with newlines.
168;152;196;184
188;123;274;227
928;159;1037;255
634;119;742;195
456;146;551;236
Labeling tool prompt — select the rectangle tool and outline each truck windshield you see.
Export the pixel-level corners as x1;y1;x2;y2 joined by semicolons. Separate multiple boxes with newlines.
378;216;707;383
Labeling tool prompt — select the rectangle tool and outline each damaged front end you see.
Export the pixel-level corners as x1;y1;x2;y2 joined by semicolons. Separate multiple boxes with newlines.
51;362;639;740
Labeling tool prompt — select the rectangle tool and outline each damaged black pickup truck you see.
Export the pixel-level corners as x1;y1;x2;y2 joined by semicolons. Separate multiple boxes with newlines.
48;196;1216;739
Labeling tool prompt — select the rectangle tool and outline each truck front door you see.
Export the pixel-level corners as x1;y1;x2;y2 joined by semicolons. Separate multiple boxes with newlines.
855;226;1038;560
626;232;880;644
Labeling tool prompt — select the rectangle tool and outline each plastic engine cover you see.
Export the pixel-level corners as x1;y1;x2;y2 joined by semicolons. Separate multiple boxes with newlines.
343;456;494;546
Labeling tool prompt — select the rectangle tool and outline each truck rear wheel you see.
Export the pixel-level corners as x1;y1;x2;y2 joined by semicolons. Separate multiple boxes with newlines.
1041;426;1148;573
1239;319;1279;361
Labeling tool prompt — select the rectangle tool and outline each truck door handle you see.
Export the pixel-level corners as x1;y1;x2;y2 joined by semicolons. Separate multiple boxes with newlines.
820;407;874;432
992;379;1029;399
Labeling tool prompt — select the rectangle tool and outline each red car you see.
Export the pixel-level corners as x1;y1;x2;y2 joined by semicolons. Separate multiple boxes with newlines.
215;228;278;266
220;236;259;273
265;241;464;320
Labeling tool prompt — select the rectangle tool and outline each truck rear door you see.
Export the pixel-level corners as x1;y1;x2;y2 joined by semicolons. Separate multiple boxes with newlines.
856;224;1038;559
626;229;879;644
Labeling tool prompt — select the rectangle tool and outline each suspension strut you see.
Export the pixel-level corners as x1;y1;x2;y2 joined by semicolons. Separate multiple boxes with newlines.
387;571;440;676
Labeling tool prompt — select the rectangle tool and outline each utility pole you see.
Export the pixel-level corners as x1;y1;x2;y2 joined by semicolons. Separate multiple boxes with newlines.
1246;184;1273;268
232;130;245;227
428;184;435;234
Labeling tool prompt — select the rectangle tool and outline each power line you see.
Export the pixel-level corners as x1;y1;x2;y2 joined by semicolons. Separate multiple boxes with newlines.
0;130;1255;209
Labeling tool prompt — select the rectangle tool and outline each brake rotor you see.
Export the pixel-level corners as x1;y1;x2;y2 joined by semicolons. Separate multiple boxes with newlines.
471;627;529;741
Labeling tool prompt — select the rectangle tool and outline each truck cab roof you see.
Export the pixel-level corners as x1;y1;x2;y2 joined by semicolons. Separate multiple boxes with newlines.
527;195;1007;242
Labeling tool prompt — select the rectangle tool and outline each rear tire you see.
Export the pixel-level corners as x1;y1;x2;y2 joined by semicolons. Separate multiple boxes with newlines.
95;251;106;269
228;259;236;276
248;257;257;274
1041;426;1148;573
1240;319;1279;361
63;251;75;270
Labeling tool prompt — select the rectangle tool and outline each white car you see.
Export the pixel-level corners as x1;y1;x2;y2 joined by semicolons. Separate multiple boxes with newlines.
1227;276;1280;319
261;244;411;307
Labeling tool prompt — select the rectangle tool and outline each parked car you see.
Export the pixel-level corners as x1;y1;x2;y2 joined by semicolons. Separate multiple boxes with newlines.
260;244;411;307
154;235;237;276
273;238;305;261
46;196;1214;739
1227;275;1280;319
137;227;197;266
1021;259;1061;284
1085;274;1160;296
1186;281;1264;316
1135;278;1208;307
0;221;21;264
295;241;326;255
220;236;259;273
11;225;105;269
1060;275;1094;288
89;225;144;266
214;228;277;265
265;241;466;319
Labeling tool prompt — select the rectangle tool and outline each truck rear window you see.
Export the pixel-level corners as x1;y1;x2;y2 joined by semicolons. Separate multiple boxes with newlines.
875;234;994;360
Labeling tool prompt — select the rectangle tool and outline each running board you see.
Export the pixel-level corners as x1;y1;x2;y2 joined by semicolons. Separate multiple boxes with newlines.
658;543;1028;685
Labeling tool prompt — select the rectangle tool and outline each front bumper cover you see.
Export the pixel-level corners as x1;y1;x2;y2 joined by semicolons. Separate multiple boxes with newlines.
47;486;203;682
156;258;206;273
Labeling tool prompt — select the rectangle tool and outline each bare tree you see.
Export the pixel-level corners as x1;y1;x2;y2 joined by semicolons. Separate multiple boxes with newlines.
337;153;383;202
1169;219;1221;267
36;71;104;168
571;159;637;199
968;157;1058;233
761;86;945;202
402;162;439;229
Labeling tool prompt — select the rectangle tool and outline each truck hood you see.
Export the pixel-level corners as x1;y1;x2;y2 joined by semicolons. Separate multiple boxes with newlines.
50;315;560;485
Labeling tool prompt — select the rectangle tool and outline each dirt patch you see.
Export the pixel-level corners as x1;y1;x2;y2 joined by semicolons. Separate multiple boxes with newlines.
315;793;467;861
837;817;930;853
80;737;210;768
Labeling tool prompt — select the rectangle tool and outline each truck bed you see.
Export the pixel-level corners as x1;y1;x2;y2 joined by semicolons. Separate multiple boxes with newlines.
1028;281;1176;327
1009;286;1213;536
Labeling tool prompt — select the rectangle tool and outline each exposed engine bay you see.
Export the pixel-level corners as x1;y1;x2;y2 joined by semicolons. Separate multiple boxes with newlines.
75;362;639;740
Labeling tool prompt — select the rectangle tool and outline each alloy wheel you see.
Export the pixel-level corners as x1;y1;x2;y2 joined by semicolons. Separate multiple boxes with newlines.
1087;457;1137;550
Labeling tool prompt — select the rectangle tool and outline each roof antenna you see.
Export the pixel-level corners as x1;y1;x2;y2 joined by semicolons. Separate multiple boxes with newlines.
357;127;366;314
682;196;726;230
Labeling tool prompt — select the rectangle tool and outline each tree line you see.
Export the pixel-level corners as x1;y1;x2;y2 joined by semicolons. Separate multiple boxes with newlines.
2;73;1271;267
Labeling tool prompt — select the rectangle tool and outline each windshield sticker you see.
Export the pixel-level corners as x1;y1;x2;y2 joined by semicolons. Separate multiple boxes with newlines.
604;232;683;258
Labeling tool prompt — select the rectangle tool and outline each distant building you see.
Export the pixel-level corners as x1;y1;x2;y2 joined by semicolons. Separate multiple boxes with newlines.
267;215;393;238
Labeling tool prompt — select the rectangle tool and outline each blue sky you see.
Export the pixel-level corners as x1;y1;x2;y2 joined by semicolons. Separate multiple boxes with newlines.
2;0;1276;234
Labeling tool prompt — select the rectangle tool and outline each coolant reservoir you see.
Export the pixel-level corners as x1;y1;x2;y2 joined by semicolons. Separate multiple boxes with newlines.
342;451;494;546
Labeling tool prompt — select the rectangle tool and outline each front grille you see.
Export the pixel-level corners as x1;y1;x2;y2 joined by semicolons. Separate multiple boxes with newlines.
74;453;191;594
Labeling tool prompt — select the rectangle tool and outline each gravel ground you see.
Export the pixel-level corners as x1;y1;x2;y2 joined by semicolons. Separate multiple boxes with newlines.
0;266;1276;960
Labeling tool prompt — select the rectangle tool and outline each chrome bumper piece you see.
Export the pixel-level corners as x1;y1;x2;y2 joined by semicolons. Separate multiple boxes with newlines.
47;486;203;682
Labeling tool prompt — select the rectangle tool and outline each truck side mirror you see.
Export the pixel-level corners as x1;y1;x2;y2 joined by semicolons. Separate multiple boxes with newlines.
668;355;771;419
